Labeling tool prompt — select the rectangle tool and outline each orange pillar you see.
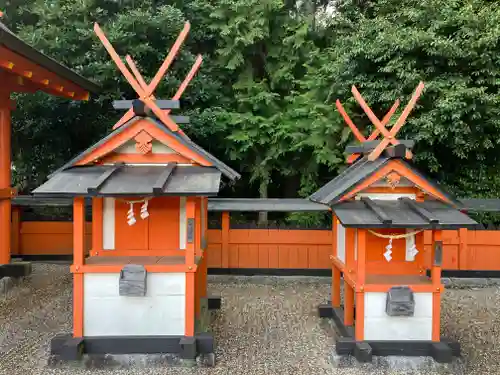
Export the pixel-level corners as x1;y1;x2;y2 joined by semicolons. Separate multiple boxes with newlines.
431;229;443;342
200;197;208;298
0;90;11;265
332;215;341;307
73;197;85;337
11;205;20;256
185;198;196;337
345;228;355;271
221;211;230;268
194;197;203;317
344;228;355;326
355;229;367;340
344;284;354;326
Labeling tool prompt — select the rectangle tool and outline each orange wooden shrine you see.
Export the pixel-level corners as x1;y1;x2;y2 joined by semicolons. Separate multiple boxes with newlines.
0;17;98;278
312;83;477;363
33;21;239;363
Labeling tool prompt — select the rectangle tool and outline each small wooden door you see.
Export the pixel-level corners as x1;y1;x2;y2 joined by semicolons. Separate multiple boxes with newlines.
114;197;180;251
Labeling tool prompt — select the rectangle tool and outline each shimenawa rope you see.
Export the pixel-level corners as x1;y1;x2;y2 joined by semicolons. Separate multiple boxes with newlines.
368;229;423;240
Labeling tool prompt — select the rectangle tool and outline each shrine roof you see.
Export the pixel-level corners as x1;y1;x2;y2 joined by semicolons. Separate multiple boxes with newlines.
308;155;457;207
0;21;99;94
49;115;240;181
333;198;477;229
32;164;222;197
345;140;415;156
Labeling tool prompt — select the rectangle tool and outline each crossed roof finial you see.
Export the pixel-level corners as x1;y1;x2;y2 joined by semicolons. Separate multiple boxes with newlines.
93;22;202;134
337;82;425;162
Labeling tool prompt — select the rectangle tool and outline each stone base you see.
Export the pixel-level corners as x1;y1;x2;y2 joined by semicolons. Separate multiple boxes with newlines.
48;352;216;369
319;302;460;364
0;261;32;279
331;353;464;373
206;295;221;310
50;334;215;365
0;277;14;294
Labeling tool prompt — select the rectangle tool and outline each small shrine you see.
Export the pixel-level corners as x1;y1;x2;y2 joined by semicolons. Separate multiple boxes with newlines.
33;21;239;364
310;83;477;363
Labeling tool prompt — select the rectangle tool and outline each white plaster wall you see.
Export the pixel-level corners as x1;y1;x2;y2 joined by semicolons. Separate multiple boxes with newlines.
115;139;175;154
179;197;187;250
364;292;433;341
355;193;416;201
337;222;346;264
152;141;175;154
102;198;115;250
83;273;186;336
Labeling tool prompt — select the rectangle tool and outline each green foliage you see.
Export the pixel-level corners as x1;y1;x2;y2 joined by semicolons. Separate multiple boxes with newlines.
306;0;500;196
4;0;500;226
4;0;216;190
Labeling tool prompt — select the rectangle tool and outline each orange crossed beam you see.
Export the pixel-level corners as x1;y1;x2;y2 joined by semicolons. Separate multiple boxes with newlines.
352;82;424;161
124;54;202;137
94;22;200;132
336;98;400;163
337;82;424;162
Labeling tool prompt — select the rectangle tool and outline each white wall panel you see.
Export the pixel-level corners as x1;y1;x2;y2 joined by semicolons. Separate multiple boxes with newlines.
355;193;416;201
363;292;433;340
83;273;186;336
102;198;115;250
337;222;346;264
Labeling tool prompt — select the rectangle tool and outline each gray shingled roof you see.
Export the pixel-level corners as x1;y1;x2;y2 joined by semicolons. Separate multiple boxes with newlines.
333;198;477;229
0;21;99;93
309;156;457;207
49;116;240;181
309;156;389;205
33;164;222;197
10;196;500;213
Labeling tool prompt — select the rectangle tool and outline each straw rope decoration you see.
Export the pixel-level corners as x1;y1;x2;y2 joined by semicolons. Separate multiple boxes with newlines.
117;198;151;226
368;229;423;262
367;229;423;239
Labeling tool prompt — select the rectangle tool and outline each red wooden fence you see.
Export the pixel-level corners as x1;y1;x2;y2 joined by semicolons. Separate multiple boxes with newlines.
11;219;500;271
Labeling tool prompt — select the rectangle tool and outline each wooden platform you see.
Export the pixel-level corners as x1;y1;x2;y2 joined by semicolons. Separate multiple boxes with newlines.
366;274;432;285
85;255;202;266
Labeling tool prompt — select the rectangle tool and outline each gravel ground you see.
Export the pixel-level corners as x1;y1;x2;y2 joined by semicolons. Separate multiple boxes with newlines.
0;264;499;375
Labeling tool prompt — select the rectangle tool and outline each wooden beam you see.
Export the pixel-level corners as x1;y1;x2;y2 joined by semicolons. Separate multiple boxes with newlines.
87;163;124;195
0;89;11;265
332;215;341;308
400;197;439;224
431;229;442;342
73;197;85;337
113;99;180;110
93;23;180;132
360;197;392;224
152;163;177;195
0;46;89;100
0;187;16;199
6;75;74;99
11;205;21;256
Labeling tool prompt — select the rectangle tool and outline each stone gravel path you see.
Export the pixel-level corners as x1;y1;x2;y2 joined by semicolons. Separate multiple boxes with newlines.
0;264;499;375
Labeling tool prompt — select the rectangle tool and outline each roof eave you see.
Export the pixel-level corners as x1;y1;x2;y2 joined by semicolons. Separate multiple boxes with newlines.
0;24;100;94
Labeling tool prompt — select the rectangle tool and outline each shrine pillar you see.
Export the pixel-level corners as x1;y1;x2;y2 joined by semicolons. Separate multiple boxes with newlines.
0;89;11;265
